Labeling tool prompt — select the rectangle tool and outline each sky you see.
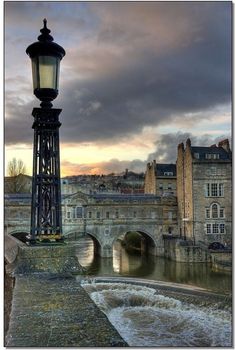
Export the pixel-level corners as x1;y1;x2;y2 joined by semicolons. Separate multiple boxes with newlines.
4;1;232;176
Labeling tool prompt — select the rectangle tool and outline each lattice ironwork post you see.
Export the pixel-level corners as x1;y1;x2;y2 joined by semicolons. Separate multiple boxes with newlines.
29;107;63;243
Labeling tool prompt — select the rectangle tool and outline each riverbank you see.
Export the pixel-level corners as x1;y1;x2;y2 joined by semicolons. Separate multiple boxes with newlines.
5;273;127;347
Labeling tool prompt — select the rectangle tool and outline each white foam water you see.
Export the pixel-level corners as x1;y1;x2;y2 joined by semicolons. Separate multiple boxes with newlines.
82;282;232;347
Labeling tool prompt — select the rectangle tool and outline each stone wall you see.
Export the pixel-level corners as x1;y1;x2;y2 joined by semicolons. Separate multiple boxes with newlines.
5;234;82;274
210;251;232;272
163;237;210;263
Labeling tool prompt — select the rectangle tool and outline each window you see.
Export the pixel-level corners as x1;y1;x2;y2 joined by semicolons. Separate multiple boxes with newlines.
67;211;71;219
88;211;92;219
206;223;225;234
205;153;220;159
219;183;224;196
106;212;110;219
212;224;219;234
96;212;100;219
211;184;218;197
207;184;210;197
76;206;83;218
205;209;210;219
194;153;199;159
115;211;119;219
168;183;172;190
207;224;211;234
168;212;173;220
220;224;225;233
205;203;225;219
159;183;163;189
212;204;218;218
133;211;137;218
220;208;224;218
206;183;224;197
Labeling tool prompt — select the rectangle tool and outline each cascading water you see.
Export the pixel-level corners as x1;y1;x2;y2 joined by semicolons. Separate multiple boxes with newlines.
81;281;232;347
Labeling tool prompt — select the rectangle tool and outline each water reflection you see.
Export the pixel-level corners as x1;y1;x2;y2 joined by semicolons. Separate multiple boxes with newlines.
75;236;232;294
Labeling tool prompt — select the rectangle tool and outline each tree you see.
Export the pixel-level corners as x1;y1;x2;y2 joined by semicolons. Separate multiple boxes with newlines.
6;158;30;193
7;158;26;177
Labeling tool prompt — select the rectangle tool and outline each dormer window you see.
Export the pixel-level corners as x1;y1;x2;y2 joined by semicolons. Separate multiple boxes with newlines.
194;153;199;159
205;153;220;160
164;172;173;176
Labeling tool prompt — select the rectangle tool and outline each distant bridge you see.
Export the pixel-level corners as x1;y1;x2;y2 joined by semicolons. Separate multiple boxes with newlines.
5;192;178;257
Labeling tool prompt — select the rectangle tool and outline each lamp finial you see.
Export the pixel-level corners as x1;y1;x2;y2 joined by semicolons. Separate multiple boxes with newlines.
38;18;53;42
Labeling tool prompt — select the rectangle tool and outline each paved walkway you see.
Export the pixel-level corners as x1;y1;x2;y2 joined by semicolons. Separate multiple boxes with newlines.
5;274;127;347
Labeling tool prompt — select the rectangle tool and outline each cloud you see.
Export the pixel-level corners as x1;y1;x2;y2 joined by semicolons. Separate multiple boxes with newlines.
61;158;146;176
147;132;231;164
61;132;231;175
5;2;231;153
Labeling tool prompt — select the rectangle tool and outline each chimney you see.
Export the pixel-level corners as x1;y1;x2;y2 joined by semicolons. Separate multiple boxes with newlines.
178;142;184;151
218;139;230;152
186;138;191;148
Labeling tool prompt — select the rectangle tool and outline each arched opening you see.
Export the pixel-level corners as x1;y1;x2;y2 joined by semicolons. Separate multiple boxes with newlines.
116;231;156;255
86;233;102;257
112;231;157;275
72;231;103;268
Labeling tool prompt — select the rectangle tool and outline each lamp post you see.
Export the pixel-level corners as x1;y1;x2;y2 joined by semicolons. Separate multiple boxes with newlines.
26;19;65;244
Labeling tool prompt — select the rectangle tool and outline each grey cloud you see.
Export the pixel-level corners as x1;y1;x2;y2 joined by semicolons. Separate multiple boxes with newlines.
147;133;231;164
5;2;231;147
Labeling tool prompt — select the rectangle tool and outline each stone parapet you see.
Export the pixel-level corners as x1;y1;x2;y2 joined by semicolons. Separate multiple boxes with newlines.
4;234;82;274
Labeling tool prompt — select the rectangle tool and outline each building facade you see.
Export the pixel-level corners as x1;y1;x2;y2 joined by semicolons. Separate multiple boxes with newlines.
144;161;176;196
176;138;232;247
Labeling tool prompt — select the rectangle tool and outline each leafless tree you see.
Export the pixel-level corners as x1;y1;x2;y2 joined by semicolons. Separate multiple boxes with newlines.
7;158;26;177
6;158;30;193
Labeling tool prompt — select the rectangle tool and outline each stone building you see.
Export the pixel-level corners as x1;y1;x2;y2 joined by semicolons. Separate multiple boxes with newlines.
176;138;232;247
144;161;176;196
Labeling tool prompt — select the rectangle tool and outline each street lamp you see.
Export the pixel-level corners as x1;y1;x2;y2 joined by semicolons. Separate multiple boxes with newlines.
26;19;66;243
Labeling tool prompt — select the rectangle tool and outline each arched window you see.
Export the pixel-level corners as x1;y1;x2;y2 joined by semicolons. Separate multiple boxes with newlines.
212;204;218;218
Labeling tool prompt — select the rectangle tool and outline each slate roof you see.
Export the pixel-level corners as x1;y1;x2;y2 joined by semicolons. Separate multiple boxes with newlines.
155;164;176;176
191;146;231;160
90;193;161;202
5;193;69;203
4;192;161;204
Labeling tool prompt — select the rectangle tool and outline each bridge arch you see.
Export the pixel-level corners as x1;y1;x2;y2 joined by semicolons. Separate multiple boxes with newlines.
112;229;158;256
86;232;103;256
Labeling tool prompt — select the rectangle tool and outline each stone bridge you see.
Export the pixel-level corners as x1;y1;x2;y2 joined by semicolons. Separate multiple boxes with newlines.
5;192;178;257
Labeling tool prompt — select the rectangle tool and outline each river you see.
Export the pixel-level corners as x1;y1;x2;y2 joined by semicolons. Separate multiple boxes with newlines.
75;237;232;347
75;236;231;294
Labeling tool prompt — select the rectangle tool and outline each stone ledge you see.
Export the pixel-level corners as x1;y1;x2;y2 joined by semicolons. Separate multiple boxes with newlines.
5;234;82;274
5;274;127;347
